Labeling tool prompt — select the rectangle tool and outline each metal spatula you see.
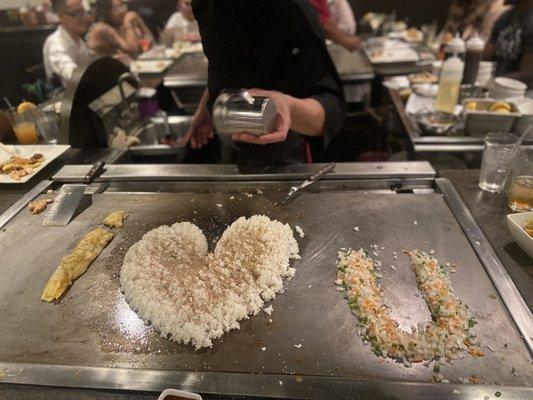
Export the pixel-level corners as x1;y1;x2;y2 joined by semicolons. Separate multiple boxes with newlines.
42;161;105;226
276;163;335;206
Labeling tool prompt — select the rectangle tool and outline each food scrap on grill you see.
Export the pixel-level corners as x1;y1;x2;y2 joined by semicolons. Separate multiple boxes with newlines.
28;198;54;214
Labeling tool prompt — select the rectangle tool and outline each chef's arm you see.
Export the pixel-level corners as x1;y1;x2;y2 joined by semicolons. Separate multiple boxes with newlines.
321;19;361;51
286;96;325;136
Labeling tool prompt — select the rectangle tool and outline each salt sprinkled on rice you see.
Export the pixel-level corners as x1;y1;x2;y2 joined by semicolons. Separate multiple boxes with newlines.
121;215;299;349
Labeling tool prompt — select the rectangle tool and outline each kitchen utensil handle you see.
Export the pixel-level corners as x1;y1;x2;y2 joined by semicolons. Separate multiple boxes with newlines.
83;161;105;184
309;163;336;182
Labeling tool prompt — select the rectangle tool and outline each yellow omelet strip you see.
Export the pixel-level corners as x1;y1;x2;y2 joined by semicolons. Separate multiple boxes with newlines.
41;228;114;302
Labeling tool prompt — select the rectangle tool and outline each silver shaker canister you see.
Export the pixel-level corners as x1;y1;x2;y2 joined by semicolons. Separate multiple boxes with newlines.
212;90;278;136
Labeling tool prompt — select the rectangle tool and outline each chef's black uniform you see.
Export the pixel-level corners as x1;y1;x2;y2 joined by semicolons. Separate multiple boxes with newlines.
192;0;345;165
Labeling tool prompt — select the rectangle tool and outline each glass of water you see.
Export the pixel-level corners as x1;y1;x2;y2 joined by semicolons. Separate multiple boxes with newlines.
479;132;520;193
36;110;59;144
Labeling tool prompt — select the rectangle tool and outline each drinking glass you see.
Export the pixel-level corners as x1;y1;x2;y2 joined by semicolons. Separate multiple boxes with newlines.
507;147;533;212
5;108;38;144
36;110;59;144
421;21;437;46
479;132;520;193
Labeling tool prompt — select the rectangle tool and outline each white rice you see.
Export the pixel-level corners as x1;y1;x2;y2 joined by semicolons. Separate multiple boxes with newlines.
121;215;300;349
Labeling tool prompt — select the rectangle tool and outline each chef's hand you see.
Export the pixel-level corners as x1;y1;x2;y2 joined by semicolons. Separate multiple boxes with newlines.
231;89;291;145
185;103;214;149
342;35;362;52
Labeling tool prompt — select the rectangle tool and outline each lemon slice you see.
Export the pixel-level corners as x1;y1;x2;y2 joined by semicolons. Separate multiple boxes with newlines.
17;101;37;114
466;101;477;111
490;102;511;113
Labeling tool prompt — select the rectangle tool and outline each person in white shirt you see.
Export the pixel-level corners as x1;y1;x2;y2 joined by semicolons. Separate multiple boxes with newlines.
164;0;200;42
43;0;93;87
328;0;356;36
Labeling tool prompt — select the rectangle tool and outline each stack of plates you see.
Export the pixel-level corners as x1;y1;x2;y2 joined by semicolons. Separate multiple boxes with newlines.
491;77;527;99
476;61;495;87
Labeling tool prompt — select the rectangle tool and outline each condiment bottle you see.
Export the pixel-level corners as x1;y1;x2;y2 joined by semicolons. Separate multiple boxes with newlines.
444;33;465;60
463;34;485;85
435;54;464;114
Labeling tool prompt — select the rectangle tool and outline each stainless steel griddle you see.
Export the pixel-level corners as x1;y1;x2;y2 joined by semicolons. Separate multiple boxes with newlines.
0;162;531;399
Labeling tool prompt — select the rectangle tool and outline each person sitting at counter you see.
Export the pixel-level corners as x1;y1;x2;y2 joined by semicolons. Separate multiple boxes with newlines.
484;0;533;86
328;0;356;36
164;0;201;42
309;0;361;51
440;0;509;42
42;0;93;87
87;0;153;58
185;0;345;165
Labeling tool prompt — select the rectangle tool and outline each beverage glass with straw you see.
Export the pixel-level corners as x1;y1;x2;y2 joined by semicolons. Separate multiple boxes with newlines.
3;97;38;145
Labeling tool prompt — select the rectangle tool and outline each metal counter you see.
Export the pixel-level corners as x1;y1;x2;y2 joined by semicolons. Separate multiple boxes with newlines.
388;88;533;155
0;163;531;399
163;52;208;89
163;47;375;90
327;46;374;83
367;42;435;77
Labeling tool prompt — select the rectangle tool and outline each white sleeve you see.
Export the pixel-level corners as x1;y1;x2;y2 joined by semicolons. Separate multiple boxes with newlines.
165;12;185;31
46;41;78;85
334;0;356;36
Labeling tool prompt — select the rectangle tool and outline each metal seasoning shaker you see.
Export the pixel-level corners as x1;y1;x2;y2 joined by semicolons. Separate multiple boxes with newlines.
212;90;278;136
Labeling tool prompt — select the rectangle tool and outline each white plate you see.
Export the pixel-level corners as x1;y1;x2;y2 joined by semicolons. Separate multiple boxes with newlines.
366;47;419;64
506;211;533;258
0;144;70;184
130;60;173;74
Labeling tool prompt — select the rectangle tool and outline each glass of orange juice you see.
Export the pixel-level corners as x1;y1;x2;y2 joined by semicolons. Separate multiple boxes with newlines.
5;108;38;144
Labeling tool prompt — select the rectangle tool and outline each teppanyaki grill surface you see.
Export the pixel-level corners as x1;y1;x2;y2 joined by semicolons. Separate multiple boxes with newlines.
0;188;530;386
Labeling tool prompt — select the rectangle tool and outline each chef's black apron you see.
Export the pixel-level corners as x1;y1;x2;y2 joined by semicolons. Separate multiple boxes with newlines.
192;0;345;166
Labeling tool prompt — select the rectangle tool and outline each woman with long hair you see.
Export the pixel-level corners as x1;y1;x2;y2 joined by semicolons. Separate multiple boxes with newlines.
87;0;153;57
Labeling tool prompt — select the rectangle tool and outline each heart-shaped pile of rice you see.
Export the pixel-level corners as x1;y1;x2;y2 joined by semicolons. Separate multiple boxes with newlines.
120;215;300;349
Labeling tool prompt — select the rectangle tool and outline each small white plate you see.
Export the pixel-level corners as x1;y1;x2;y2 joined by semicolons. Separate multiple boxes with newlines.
507;211;533;258
366;47;419;64
158;388;202;400
0;144;70;184
130;60;173;74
